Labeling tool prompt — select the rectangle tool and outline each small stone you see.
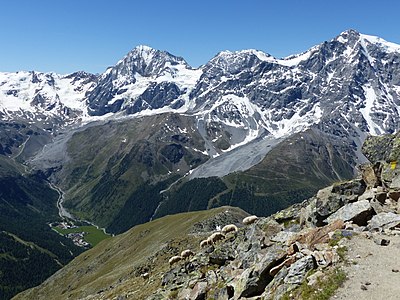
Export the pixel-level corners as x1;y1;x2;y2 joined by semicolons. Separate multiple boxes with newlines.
373;238;390;246
392;269;399;273
361;284;368;290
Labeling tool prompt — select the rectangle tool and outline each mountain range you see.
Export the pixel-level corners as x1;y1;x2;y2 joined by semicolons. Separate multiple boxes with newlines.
2;29;400;298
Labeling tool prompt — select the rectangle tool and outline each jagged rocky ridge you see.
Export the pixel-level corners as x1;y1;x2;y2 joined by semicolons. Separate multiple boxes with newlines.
15;133;400;300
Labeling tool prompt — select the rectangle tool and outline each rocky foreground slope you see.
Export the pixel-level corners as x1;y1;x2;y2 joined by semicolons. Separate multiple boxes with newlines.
15;133;400;300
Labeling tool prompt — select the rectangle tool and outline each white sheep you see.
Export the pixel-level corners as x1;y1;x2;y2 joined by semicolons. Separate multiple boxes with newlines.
200;239;209;248
221;224;238;234
243;215;258;225
168;255;182;266
208;232;225;244
181;249;194;259
141;272;150;280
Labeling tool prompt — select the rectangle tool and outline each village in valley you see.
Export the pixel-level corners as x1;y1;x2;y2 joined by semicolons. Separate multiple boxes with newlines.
49;221;109;248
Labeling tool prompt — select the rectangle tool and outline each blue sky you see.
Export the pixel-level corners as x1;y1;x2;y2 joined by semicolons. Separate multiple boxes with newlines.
1;0;399;74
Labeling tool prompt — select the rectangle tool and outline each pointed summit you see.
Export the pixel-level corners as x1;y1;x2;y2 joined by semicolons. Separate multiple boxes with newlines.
115;45;190;77
335;29;361;44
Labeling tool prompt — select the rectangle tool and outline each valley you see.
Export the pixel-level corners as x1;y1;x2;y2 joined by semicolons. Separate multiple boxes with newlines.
1;29;400;299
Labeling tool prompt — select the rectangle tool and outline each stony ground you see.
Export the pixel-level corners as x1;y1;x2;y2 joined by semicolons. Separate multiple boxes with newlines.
333;233;400;300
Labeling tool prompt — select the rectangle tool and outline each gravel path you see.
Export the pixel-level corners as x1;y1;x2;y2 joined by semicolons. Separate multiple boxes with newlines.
333;233;400;300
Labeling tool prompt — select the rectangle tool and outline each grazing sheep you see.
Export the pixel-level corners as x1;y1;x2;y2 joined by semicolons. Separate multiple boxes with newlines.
141;272;150;280
168;255;182;266
243;215;258;225
221;224;238;234
208;232;225;244
181;249;194;259
200;239;209;248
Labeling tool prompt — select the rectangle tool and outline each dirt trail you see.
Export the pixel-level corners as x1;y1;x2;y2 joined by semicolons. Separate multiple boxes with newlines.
333;233;400;300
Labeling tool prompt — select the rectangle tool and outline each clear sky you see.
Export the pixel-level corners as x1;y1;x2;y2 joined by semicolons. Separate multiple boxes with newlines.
1;0;399;74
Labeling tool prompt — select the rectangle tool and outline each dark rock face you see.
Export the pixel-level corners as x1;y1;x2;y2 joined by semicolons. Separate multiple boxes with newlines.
126;82;183;114
160;144;184;164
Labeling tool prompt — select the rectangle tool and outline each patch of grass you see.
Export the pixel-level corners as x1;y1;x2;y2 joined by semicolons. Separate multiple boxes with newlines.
336;245;348;261
53;225;110;247
284;268;347;300
328;229;351;247
168;289;179;299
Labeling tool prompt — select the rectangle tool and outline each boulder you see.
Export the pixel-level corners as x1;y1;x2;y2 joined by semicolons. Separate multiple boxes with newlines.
284;255;316;285
367;212;400;231
270;231;298;244
312;250;339;268
358;189;375;201
209;247;235;266
360;164;379;187
315;180;366;225
296;219;345;249
331;179;366;196
325;200;373;226
369;198;386;214
188;281;208;300
233;244;287;298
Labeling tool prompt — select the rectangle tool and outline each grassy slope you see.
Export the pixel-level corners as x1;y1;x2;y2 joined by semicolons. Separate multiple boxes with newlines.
156;128;355;219
60;119;355;235
59;114;208;233
15;206;249;300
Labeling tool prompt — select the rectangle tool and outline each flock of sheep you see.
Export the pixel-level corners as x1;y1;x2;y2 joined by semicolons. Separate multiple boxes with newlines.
168;215;258;266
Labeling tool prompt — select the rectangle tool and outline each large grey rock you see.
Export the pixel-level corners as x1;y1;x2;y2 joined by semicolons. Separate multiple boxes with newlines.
232;244;286;299
284;255;316;285
315;180;366;225
325;200;373;225
270;231;298;244
368;212;400;231
358;189;376;201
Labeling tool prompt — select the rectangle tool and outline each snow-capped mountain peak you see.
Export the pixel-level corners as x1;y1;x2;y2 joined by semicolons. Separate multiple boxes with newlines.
2;30;400;147
360;33;400;53
0;70;96;127
113;45;190;78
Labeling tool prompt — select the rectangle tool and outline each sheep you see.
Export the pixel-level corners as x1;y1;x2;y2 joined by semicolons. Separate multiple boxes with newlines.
200;239;209;248
140;272;150;280
168;255;182;266
221;224;238;234
181;249;194;259
208;232;225;244
243;215;258;225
